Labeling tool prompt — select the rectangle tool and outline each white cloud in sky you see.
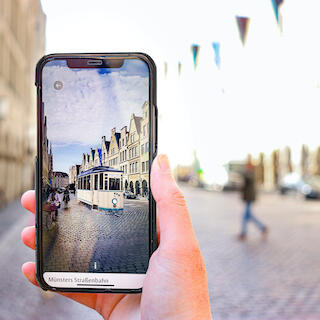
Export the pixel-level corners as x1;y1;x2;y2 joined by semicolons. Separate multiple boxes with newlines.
42;60;148;147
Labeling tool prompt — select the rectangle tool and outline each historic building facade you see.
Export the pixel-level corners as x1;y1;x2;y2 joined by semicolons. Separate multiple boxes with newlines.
0;0;46;207
69;165;80;185
79;102;150;196
51;172;69;188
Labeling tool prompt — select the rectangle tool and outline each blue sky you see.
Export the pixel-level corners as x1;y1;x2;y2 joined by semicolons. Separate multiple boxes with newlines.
42;58;149;174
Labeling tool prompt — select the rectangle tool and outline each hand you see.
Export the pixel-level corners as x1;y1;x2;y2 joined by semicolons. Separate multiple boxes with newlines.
21;155;212;319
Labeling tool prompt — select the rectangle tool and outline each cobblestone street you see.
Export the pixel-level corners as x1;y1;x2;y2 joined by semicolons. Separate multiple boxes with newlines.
183;185;320;320
44;194;149;273
1;185;320;319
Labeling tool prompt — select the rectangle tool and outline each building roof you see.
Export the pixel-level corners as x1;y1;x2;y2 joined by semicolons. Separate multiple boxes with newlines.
115;132;121;146
134;116;143;134
78;166;123;178
53;171;69;178
104;140;110;152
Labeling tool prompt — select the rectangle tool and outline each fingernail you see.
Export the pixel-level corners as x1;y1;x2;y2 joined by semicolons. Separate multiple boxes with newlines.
158;154;170;171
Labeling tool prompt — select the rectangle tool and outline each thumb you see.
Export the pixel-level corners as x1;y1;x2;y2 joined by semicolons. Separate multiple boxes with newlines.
151;155;197;250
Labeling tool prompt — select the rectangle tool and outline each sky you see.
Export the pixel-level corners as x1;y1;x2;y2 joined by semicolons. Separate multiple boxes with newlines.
40;0;320;184
42;58;148;173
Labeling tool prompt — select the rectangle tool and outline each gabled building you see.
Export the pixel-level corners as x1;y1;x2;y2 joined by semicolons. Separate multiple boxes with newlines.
128;113;143;194
140;101;149;196
101;136;110;166
108;128;120;170
119;126;129;190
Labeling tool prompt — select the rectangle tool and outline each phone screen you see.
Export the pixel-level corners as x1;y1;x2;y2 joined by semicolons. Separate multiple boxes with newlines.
39;57;152;290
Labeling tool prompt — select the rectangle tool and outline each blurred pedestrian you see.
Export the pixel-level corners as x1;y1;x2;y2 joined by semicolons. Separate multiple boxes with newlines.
48;188;60;221
239;159;268;240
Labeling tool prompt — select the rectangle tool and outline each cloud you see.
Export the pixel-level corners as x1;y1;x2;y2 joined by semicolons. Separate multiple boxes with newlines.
42;59;148;147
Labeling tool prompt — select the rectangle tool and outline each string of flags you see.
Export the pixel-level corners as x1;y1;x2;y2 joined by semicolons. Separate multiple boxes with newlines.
191;44;200;70
164;0;284;76
271;0;283;26
236;16;250;46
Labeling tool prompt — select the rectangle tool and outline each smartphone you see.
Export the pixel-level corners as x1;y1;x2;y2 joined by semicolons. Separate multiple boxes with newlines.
35;53;157;293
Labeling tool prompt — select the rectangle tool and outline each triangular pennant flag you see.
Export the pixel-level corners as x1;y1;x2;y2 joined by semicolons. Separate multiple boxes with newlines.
191;44;200;69
164;62;168;77
236;16;250;46
212;42;220;68
178;62;182;76
271;0;283;24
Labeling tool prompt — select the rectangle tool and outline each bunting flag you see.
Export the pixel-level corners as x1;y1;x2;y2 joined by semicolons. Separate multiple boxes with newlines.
236;16;250;46
212;42;221;68
271;0;283;24
191;44;200;69
164;62;168;77
178;62;182;76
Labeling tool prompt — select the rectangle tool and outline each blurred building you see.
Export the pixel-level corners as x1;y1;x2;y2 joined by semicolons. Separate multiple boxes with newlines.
0;0;46;207
51;172;69;189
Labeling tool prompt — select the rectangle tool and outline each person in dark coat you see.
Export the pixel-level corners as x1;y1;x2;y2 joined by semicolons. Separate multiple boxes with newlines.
239;160;268;240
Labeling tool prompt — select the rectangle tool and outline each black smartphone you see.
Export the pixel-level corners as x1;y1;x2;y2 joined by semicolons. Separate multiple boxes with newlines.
35;53;157;293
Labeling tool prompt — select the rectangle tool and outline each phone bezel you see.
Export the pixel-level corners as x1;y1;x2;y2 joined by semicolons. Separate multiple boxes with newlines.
35;52;157;294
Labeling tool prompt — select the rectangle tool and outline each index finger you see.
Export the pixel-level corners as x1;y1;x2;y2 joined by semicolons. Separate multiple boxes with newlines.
21;190;35;214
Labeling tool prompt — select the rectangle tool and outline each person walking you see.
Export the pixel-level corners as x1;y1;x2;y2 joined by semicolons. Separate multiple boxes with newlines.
63;186;70;209
239;159;268;240
48;188;60;221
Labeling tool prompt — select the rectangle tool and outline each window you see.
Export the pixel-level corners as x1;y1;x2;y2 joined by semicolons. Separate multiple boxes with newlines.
125;150;127;160
119;140;121;148
87;176;91;190
131;134;135;143
143;125;146;136
125;165;127;174
112;148;115;154
109;178;120;190
142;162;145;172
103;153;105;160
99;173;103;190
135;146;138;156
135;162;138;173
141;145;144;154
94;174;98;190
146;161;149;171
122;138;124;146
146;142;149;152
104;174;108;190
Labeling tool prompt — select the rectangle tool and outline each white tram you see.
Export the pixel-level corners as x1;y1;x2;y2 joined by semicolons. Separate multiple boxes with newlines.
77;166;124;211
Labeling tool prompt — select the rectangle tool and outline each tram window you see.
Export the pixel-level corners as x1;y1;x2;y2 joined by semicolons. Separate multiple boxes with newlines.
94;174;98;190
109;178;120;190
99;173;103;190
104;174;108;190
121;178;123;191
84;176;87;190
87;176;91;190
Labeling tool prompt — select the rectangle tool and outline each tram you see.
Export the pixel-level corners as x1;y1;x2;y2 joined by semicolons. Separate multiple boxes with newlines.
76;166;124;211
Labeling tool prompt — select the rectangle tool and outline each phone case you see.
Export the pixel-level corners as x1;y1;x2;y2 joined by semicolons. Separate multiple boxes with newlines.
35;53;157;293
